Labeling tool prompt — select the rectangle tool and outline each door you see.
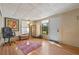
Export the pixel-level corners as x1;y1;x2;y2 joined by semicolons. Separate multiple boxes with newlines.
48;16;60;42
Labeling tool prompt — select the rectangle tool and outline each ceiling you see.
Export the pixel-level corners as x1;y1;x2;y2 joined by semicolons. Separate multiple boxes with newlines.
0;3;79;20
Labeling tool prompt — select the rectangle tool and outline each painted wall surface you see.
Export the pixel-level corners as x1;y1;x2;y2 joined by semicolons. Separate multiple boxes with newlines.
48;8;79;47
0;16;5;45
36;21;41;36
60;8;79;47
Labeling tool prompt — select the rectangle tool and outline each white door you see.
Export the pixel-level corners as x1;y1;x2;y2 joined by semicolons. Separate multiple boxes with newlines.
48;16;60;42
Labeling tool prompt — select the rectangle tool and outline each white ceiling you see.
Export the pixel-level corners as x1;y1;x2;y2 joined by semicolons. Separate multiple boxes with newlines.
0;3;79;20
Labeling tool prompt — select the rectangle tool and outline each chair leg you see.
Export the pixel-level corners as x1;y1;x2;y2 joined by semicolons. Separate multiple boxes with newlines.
3;38;6;46
8;38;11;45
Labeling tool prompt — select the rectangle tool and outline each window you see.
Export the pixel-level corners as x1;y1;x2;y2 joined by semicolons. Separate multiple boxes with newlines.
21;28;29;34
21;20;29;34
41;20;49;35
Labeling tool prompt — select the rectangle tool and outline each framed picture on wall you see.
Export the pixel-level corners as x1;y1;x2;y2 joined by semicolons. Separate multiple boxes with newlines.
5;17;19;31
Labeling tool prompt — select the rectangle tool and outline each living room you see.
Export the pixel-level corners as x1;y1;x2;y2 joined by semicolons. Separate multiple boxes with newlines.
0;3;79;55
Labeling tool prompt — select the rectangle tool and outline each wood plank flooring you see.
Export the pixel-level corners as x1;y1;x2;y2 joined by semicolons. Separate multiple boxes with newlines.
0;44;17;55
0;38;79;55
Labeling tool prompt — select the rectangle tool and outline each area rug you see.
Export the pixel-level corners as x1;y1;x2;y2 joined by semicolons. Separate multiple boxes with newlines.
17;41;41;55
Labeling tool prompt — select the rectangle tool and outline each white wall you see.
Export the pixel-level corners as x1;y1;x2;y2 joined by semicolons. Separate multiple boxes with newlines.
0;16;5;45
48;8;79;47
36;21;41;36
60;8;79;47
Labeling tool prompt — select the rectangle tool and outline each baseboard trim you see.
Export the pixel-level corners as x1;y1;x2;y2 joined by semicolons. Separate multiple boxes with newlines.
49;39;59;43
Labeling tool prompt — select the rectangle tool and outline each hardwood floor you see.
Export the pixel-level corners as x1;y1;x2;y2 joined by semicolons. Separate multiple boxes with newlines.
0;44;17;55
0;38;79;55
